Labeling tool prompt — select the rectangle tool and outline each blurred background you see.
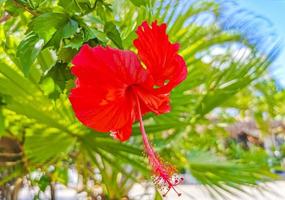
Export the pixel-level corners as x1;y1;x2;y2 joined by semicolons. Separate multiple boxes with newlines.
239;0;285;87
0;0;285;199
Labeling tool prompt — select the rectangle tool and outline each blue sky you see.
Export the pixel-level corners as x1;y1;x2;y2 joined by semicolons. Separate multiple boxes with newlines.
238;0;285;87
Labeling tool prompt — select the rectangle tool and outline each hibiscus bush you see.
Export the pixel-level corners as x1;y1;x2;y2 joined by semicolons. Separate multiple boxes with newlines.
0;0;283;199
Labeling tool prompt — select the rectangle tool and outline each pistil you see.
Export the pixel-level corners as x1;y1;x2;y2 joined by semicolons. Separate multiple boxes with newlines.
135;95;183;197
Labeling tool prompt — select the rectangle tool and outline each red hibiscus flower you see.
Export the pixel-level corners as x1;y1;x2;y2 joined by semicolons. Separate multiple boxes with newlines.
69;21;187;196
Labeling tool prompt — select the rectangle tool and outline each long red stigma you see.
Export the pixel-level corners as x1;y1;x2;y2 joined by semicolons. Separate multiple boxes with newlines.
135;95;184;197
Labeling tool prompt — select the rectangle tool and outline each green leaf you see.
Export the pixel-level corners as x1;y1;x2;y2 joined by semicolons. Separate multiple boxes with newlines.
27;14;78;50
54;167;68;185
42;62;73;91
25;129;75;164
83;27;108;43
40;77;56;97
0;61;39;95
65;33;84;49
129;0;146;7
16;32;44;76
188;150;277;188
29;0;43;8
29;13;68;42
41;18;78;49
0;107;4;136
38;175;50;192
62;19;78;39
65;27;107;49
57;47;78;63
58;0;82;14
96;1;113;21
104;22;123;49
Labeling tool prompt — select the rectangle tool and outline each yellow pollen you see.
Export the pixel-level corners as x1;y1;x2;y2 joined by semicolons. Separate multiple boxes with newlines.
141;62;147;69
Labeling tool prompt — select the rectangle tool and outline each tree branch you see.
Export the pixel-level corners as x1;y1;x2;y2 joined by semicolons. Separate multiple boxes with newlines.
0;12;10;24
12;0;39;16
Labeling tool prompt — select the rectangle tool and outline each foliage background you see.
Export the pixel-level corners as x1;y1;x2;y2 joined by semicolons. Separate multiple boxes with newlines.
0;0;284;199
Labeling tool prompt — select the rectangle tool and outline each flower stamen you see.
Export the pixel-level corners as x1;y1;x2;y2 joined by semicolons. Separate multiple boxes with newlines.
135;94;183;197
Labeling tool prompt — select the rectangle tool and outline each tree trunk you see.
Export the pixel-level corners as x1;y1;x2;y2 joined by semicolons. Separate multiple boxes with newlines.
11;178;22;200
50;183;56;200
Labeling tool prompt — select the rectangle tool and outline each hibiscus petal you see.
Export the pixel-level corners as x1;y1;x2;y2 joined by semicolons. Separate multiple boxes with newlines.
69;45;146;141
133;21;187;94
133;86;170;115
111;121;133;142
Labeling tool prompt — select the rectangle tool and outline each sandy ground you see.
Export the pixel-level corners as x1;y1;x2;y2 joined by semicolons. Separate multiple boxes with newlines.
16;181;285;200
